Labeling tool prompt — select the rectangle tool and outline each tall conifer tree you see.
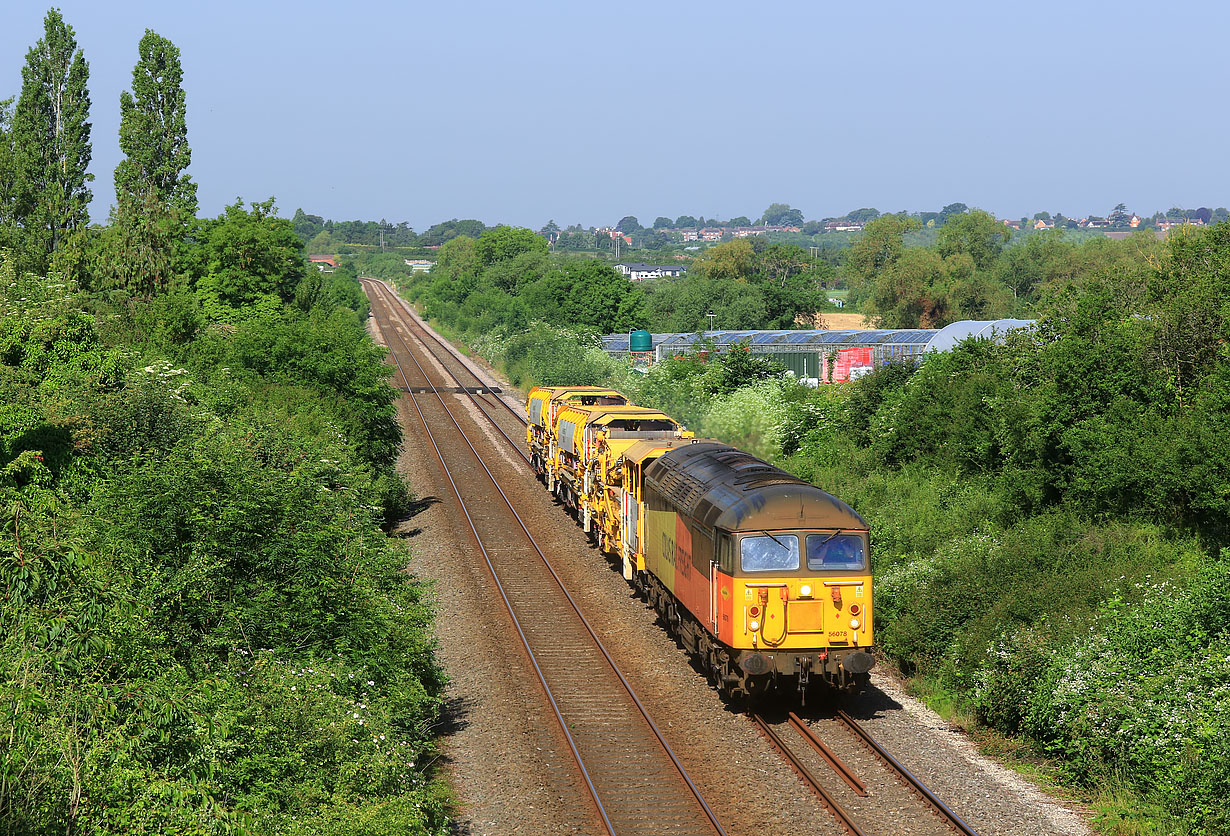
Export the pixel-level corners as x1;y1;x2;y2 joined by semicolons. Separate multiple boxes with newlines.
115;30;196;219
0;98;16;255
11;8;93;277
101;30;196;297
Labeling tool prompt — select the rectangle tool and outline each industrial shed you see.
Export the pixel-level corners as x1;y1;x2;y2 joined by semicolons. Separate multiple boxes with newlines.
603;319;1035;383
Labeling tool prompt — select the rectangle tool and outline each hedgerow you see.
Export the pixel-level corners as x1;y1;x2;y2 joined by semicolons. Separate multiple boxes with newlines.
2;244;446;834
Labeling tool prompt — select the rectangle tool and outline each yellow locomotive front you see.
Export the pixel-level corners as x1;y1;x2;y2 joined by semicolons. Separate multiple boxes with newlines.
637;441;875;699
716;529;874;695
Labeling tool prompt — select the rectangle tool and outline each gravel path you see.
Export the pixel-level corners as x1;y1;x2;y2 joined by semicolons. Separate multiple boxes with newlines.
368;296;1096;836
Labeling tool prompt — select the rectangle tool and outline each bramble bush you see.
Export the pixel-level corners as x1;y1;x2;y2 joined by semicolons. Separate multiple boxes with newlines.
2;259;447;835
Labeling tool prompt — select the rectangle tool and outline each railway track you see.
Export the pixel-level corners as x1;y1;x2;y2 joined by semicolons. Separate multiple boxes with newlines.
363;280;725;836
362;277;529;437
365;278;986;836
751;710;980;836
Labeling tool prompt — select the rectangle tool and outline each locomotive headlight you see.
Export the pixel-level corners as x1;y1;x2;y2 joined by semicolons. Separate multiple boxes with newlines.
800;584;812;598
749;620;760;632
850;618;860;630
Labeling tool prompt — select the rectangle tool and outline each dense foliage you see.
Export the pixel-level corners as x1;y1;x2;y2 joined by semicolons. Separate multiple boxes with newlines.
1;12;445;836
424;219;1230;834
403;227;648;337
1;245;446;836
398;226;836;347
840;211;1169;327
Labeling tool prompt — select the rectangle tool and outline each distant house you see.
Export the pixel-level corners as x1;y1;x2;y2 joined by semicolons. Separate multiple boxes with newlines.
404;259;435;272
307;254;337;270
1033;219;1054;230
1157;218;1205;232
599;227;633;244
824;221;865;233
698;228;724;241
1003;219;1022;230
615;262;688;281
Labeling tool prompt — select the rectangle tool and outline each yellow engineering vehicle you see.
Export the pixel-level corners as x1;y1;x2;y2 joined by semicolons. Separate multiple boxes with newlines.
549;403;689;556
525;386;627;480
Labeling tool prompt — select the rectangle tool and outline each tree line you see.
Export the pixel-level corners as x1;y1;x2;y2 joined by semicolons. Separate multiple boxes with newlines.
291;211;488;252
401;224;837;341
293;199;1230;261
840;208;1168;328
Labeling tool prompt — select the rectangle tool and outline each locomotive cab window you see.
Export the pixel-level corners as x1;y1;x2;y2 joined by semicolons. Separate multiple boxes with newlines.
805;533;866;570
716;532;735;573
740;533;800;572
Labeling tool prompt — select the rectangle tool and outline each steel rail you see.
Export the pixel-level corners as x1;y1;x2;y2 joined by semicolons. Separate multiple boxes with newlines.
368;287;726;836
751;714;866;836
362;277;528;427
362;280;532;466
381;293;726;835
370;296;614;836
787;712;867;796
836;710;981;836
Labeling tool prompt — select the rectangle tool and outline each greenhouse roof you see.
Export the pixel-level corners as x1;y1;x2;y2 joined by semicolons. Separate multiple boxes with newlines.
603;328;940;351
924;319;1036;353
602;320;1036;354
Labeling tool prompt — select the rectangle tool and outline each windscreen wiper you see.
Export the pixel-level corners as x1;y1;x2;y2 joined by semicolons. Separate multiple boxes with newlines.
761;530;790;550
816;529;847;546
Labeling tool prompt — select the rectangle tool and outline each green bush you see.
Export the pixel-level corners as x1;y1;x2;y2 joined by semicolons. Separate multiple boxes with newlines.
2;257;445;834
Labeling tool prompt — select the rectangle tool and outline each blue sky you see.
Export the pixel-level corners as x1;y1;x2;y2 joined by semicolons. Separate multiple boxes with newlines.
3;1;1228;230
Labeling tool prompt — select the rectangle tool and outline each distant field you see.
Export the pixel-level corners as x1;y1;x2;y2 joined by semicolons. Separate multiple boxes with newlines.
817;311;870;329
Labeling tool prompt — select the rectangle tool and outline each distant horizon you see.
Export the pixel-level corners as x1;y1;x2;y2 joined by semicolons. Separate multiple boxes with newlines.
288;202;1226;232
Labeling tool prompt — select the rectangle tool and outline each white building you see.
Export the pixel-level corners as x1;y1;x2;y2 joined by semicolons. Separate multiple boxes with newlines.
614;262;688;281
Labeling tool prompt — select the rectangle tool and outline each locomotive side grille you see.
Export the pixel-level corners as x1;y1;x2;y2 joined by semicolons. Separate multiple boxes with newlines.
657;470;708;513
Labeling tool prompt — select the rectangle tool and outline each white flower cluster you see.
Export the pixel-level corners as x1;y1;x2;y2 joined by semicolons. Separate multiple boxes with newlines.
140;360;193;400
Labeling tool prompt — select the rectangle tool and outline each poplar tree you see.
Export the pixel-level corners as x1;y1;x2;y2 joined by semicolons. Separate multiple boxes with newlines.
11;8;93;277
99;30;196;297
0;98;16;254
115;30;196;219
97;29;195;297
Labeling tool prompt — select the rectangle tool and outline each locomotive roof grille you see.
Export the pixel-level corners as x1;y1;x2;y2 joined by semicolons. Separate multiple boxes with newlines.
643;441;866;531
657;470;709;512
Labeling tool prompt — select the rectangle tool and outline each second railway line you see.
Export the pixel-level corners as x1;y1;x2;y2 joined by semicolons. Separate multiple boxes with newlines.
365;279;724;836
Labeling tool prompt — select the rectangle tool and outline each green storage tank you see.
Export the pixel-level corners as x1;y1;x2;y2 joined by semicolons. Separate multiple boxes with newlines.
629;330;652;352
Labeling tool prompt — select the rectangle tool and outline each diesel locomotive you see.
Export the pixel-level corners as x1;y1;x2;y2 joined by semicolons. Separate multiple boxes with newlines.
525;386;875;700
